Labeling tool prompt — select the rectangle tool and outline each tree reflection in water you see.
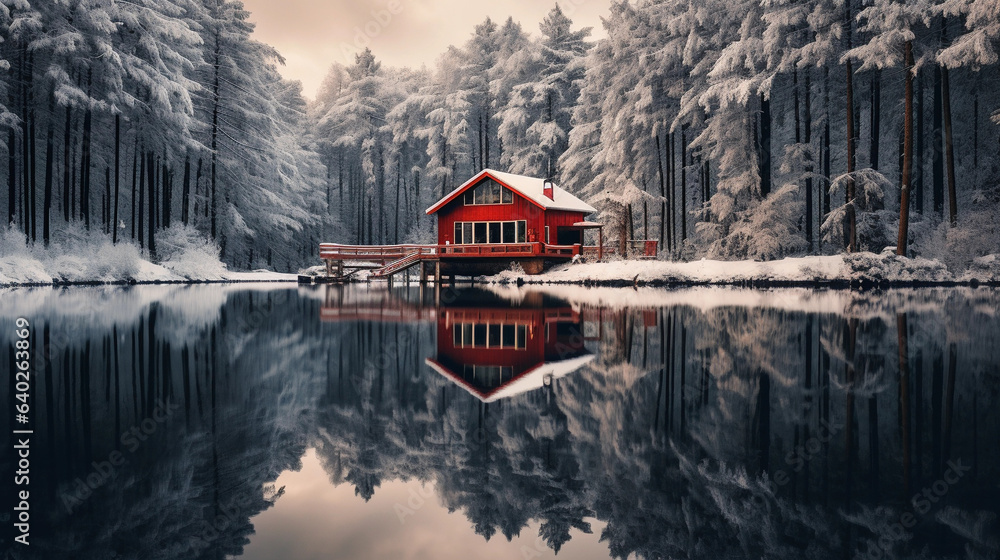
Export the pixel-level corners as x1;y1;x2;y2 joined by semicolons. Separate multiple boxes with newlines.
1;284;998;559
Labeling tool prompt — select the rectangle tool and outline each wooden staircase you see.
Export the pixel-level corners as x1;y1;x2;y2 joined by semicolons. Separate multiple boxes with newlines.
371;251;426;278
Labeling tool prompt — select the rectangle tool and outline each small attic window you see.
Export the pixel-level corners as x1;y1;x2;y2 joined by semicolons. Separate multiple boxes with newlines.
463;179;513;205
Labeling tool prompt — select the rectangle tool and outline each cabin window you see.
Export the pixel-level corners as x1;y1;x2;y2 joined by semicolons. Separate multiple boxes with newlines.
474;222;488;244
463;179;514;206
488;324;502;347
453;221;527;244
502;222;516;243
453;322;527;349
462;365;515;385
545;226;550;244
502;324;515;346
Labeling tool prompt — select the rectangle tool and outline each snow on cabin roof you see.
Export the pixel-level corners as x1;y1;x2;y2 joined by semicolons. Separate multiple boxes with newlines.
425;169;596;215
424;353;595;403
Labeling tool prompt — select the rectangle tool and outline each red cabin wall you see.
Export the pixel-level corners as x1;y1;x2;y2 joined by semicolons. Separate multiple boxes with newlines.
544;210;587;244
437;311;546;371
437;195;543;244
436;196;587;245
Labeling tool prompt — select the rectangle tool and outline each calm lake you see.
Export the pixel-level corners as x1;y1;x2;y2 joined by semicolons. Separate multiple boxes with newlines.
1;284;998;559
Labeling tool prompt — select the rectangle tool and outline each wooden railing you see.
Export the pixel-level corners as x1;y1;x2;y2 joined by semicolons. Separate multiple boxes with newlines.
320;243;436;262
321;242;587;262
319;241;658;278
320;304;436;323
581;240;658;259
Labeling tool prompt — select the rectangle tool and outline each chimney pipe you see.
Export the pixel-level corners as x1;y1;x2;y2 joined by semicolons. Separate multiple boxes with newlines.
543;179;554;200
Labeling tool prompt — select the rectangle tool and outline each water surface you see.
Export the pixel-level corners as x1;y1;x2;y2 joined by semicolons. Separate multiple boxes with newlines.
1;284;998;559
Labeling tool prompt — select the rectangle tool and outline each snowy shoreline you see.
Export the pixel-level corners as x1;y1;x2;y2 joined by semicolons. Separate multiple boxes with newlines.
5;251;999;290
482;253;1000;288
0;273;299;288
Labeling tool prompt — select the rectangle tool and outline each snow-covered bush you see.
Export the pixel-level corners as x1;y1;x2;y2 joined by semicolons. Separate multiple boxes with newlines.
0;224;27;256
844;252;951;283
943;199;1000;271
964;254;1000;282
0;222;145;284
155;224;227;280
710;183;808;261
821;169;896;254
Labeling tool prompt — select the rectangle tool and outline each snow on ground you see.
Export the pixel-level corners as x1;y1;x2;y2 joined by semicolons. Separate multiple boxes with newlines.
485;252;1000;286
0;253;296;286
0;225;296;287
483;284;999;324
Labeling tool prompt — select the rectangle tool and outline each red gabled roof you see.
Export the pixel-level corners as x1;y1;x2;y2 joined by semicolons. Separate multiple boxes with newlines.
425;169;596;215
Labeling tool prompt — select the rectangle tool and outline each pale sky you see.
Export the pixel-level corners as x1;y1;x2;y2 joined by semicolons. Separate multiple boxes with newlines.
239;0;613;100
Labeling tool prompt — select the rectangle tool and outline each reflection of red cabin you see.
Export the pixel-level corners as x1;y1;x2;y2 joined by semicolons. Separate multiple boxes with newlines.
425;306;593;403
425;169;596;274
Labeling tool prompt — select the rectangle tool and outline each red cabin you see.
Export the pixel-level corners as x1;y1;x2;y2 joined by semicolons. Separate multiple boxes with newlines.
425;305;593;403
425;169;598;274
317;169;605;280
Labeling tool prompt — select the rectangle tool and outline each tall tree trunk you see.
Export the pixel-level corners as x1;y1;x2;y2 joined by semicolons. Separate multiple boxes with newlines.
138;147;145;249
210;31;221;239
162;158;171;229
668;132;675;254
130;137;138;240
973;75;979;189
62;105;71;223
147;151;156;256
81;104;93;230
43;92;54;247
27;51;36;242
656;132;666;252
897;41;915;257
20;47;30;237
104;167;110;234
805;70;814;253
822;67;831;224
845;60;857;252
181;152;191;225
5;50;14;229
195;157;204;218
70;143;77;222
941;65;957;226
113;115;121;243
394;155;401;244
916;74;924;213
643;198;649;242
870;70;881;171
7;127;14;228
681;125;688;242
932;61;944;215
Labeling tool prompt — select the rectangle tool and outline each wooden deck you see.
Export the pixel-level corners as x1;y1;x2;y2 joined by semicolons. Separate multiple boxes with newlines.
314;240;658;281
318;242;586;280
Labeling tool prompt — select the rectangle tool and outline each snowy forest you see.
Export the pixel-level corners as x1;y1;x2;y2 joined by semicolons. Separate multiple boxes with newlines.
1;0;999;272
